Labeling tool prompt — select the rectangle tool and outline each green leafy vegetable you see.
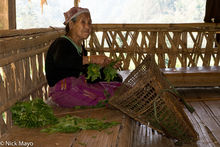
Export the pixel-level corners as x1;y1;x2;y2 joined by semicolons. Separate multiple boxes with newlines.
73;99;109;110
103;65;117;82
11;99;119;134
87;58;121;82
86;63;102;82
103;58;121;82
41;115;120;133
78;142;87;146
11;98;57;128
93;99;109;108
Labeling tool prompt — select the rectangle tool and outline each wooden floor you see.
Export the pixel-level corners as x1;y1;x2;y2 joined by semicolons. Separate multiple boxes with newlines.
1;107;133;147
1;88;220;147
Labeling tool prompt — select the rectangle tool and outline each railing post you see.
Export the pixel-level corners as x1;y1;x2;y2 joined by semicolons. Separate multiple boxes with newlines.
0;0;16;30
74;0;79;7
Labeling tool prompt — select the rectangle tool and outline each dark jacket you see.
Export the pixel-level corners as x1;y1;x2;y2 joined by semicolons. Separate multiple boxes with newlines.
45;37;87;87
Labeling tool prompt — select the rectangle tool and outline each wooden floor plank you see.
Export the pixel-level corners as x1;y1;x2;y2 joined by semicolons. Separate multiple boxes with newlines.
184;105;214;147
204;101;220;116
131;121;176;147
71;125;120;147
188;101;220;146
0;127;77;147
117;114;133;147
69;108;129;147
201;101;220;145
191;102;220;143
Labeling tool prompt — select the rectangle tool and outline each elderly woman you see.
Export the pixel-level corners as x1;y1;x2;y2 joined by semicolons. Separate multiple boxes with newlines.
45;7;122;107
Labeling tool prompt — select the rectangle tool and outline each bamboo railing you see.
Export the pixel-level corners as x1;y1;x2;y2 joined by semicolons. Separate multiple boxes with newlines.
0;23;220;136
87;23;220;69
0;28;64;135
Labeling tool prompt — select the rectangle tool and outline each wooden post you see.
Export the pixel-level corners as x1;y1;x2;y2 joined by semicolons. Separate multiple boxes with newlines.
0;0;16;30
74;0;79;7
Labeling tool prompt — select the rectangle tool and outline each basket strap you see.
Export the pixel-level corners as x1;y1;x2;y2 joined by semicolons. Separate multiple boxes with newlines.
161;74;195;113
158;88;195;113
153;100;159;122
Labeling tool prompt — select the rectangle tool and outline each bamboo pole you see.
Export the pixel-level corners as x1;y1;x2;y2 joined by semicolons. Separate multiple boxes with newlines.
0;0;16;30
74;0;79;7
0;27;64;38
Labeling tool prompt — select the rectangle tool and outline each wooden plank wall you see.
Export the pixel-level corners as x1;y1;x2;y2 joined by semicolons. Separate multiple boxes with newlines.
87;23;220;70
0;28;65;136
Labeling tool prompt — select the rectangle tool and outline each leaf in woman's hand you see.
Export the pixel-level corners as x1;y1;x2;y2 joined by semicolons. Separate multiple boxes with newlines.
87;63;102;82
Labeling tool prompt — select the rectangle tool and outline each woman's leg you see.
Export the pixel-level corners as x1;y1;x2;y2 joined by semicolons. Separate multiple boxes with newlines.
49;76;121;107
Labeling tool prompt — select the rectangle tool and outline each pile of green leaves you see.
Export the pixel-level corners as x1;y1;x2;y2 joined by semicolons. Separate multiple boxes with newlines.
11;98;57;128
41;115;120;133
11;98;119;134
103;60;119;82
87;58;121;82
86;63;102;82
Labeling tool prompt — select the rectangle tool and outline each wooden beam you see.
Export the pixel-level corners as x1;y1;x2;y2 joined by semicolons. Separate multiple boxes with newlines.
162;66;220;87
74;0;79;7
8;0;16;29
0;0;16;30
0;0;8;29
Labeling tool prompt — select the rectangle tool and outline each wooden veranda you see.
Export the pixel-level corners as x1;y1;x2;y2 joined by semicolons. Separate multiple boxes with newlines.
1;0;220;147
0;23;220;147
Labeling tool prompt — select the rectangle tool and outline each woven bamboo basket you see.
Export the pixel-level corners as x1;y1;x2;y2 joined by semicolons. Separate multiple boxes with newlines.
109;55;198;143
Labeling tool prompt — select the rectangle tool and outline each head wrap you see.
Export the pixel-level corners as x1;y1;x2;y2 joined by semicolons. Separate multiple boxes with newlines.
63;7;90;25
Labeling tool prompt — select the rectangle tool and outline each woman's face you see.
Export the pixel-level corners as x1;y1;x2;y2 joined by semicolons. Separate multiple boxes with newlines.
69;13;92;41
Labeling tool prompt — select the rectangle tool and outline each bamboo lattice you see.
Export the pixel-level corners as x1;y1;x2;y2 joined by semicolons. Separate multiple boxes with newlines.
86;23;220;69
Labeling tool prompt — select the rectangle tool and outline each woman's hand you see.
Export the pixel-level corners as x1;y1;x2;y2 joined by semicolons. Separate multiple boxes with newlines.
113;60;122;69
91;55;111;67
85;55;122;69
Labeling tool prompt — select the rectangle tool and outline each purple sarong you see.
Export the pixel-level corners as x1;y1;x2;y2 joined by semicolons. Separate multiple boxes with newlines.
49;76;121;107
